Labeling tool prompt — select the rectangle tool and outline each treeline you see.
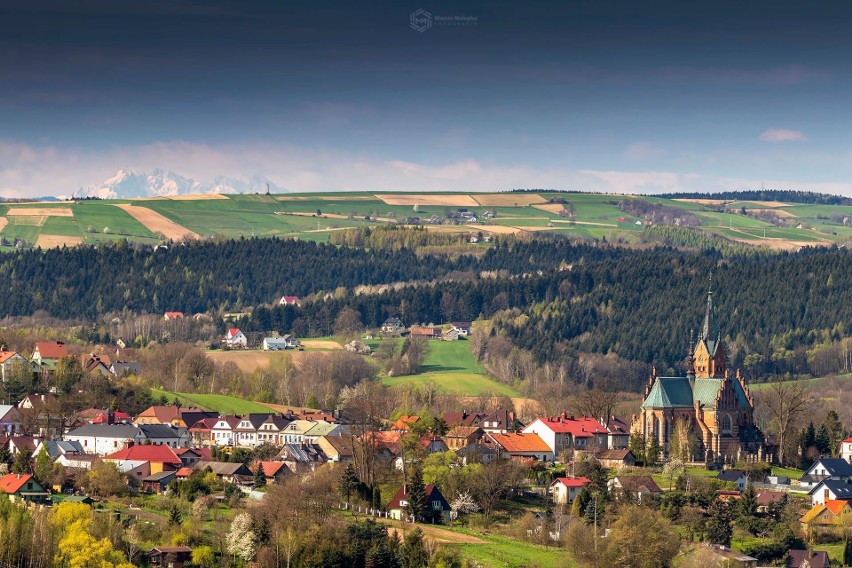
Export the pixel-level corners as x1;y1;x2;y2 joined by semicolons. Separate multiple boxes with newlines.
240;246;852;383
639;226;755;256
656;189;852;206
618;200;701;227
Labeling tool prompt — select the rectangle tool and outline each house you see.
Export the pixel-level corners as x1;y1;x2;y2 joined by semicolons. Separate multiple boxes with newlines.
451;322;472;336
278;296;301;307
196;461;253;484
173;448;203;467
34;440;84;460
275;443;323;473
137;424;190;448
787;549;831;568
387;484;451;523
442;329;460;341
800;458;852;490
522;414;608;456
840;436;852;464
608;476;662;502
103;444;183;474
0;473;49;504
480;409;521;434
81;353;111;377
110;361;141;377
604;416;631;449
188;418;219;446
391;415;420;432
262;335;300;350
163;312;185;320
485;432;554;462
809;478;852;506
595;449;636;469
174;410;218;430
443;411;485;429
17;393;60;436
418;435;448;455
0;405;22;435
456;442;497;465
800;499;852;527
409;326;442;339
250;461;288;483
210;416;241;446
755;490;787;514
9;436;41;456
31;341;68;366
134;405;181;426
303;421;347;443
65;423;141;455
315;435;356;463
381;317;404;335
234;414;272;448
680;543;757;567
91;409;131;425
278;420;317;445
256;415;291;445
445;426;483;451
0;351;28;381
55;453;98;471
717;469;748;491
148;546;193;568
550;477;591;505
142;471;177;494
224;328;248;348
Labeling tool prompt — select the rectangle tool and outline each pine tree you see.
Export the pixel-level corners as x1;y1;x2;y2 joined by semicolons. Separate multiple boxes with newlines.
706;500;734;546
739;484;757;518
34;446;53;486
397;528;429;568
647;436;661;465
339;463;359;507
825;410;844;457
253;463;267;489
816;424;832;456
404;466;427;523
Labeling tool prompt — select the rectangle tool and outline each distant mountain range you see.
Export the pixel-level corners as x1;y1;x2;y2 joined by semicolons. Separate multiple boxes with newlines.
69;169;284;199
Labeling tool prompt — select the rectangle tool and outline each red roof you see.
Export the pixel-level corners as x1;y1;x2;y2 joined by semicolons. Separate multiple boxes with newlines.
489;433;551;453
281;296;299;303
34;341;68;359
227;328;241;337
104;445;182;465
392;415;420;431
189;418;219;431
0;351;22;364
387;484;445;510
164;312;184;318
175;467;194;478
843;437;852;443
0;473;36;494
553;477;591;488
531;416;608;438
251;461;288;477
92;411;130;424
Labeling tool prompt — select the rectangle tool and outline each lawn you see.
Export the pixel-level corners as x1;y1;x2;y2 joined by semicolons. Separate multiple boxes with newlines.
380;339;520;397
150;388;273;414
451;531;573;568
72;203;157;240
41;216;82;236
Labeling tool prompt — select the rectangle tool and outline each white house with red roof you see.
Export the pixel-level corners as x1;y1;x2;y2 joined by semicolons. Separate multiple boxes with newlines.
550;477;591;505
278;296;301;306
841;436;852;465
211;416;241;446
522;413;609;458
224;328;247;348
164;311;184;320
31;341;68;366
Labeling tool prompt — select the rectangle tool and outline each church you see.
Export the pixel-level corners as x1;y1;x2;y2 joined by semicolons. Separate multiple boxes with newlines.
632;286;767;464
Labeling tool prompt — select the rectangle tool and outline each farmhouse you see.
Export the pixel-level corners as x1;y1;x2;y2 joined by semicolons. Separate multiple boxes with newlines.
409;326;442;339
381;317;404;335
262;335;300;350
224;328;248;348
550;477;591;505
278;295;301;306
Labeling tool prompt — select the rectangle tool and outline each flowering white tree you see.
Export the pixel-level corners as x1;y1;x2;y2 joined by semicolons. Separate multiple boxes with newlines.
450;491;480;515
226;512;256;562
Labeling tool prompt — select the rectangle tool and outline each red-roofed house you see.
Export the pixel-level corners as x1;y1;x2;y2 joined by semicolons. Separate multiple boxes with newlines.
278;296;301;307
103;444;182;474
522;413;609;457
0;473;49;503
388;484;451;523
32;341;68;365
250;461;288;483
189;418;219;446
92;410;131;424
164;312;184;320
391;415;420;432
0;351;28;381
485;432;554;462
224;328;247;348
550;477;591;505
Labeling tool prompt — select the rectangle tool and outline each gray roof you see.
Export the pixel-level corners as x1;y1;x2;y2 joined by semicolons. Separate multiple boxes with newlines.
808;457;852;478
67;423;140;438
41;440;84;459
809;478;852;499
236;414;274;431
143;471;177;482
717;470;745;482
197;461;252;476
138;424;186;439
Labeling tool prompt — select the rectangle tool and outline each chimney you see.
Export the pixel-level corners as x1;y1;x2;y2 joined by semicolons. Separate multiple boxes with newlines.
560;411;567;420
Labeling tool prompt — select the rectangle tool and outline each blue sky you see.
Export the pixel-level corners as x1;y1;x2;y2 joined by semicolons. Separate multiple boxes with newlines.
2;0;852;196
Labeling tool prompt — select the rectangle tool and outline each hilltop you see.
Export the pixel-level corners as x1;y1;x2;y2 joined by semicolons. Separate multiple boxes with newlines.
1;190;851;251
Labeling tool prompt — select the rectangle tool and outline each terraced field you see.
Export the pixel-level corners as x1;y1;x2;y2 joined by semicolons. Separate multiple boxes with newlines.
1;191;850;249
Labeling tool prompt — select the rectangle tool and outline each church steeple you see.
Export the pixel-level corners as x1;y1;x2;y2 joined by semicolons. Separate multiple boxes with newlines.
700;275;718;342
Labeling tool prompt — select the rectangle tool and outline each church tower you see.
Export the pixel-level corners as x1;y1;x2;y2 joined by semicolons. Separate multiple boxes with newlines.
692;281;726;379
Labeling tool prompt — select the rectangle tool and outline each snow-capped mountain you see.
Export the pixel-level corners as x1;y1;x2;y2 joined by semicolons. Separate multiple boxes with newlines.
72;169;284;199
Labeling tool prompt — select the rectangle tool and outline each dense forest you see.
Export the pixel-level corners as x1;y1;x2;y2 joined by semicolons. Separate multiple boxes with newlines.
1;235;851;385
656;189;852;206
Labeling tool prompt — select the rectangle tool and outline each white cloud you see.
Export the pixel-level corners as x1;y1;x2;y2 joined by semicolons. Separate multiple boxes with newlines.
759;129;806;143
1;139;851;198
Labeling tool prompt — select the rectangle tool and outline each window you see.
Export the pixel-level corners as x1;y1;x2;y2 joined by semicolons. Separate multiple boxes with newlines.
432;500;441;510
722;415;732;435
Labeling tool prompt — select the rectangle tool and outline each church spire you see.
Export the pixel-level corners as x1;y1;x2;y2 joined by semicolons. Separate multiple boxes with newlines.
700;274;718;341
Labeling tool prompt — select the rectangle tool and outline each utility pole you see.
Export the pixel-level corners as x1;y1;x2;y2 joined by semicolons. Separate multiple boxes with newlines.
593;494;598;553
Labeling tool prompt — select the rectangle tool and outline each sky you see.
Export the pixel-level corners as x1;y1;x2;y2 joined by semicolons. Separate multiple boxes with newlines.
2;0;852;197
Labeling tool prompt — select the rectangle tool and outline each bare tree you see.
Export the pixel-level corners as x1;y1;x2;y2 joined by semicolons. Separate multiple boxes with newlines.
571;388;618;421
761;377;811;465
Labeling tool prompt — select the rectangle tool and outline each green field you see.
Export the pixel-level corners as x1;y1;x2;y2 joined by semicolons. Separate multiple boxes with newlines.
150;389;273;414
451;530;572;568
380;339;520;397
2;192;851;248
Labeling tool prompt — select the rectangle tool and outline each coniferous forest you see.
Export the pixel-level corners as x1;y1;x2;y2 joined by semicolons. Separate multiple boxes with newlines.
0;235;850;384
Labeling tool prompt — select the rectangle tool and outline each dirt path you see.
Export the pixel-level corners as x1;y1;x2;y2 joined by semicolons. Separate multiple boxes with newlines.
115;204;198;240
374;517;485;544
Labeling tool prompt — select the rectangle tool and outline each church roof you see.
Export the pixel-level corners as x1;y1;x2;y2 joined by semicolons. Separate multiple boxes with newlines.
642;376;751;410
